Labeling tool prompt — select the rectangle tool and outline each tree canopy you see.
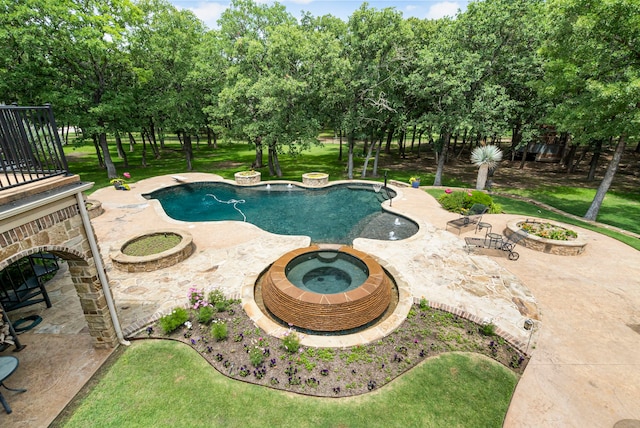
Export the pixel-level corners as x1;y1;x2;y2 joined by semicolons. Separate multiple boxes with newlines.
0;0;636;220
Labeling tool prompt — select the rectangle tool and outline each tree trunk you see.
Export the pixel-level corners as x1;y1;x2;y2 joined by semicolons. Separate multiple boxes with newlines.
587;139;604;181
451;133;459;156
519;141;531;169
115;131;128;168
569;144;590;173
384;126;394;154
127;132;136;152
98;132;117;178
398;129;406;159
433;131;451;186
183;134;193;171
410;125;417;153
584;135;626;221
347;132;355;179
510;123;522;161
563;144;577;172
92;134;105;168
476;164;489;190
141;130;148;167
338;129;343;161
254;136;263;168
372;138;383;177
149;119;161;158
267;144;275;176
361;134;377;178
456;128;468;159
271;143;282;177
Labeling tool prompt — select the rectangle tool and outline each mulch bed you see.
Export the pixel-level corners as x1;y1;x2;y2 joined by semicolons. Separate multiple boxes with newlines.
132;301;528;398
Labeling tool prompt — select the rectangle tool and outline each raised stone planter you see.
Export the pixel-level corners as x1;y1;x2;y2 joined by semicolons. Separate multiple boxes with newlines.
234;170;261;185
302;172;329;187
505;219;587;256
111;229;194;272
85;199;104;219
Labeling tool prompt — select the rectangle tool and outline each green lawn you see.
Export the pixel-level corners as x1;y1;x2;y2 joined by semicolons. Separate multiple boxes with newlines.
55;340;517;428
65;139;466;193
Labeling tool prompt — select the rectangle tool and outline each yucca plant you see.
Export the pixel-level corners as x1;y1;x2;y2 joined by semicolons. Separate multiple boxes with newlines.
471;145;503;190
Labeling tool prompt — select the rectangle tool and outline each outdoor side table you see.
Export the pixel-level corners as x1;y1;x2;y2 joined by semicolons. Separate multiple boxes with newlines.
475;222;492;237
0;356;26;414
487;233;503;249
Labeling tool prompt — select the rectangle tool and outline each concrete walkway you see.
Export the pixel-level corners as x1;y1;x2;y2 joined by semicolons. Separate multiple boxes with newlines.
2;172;639;427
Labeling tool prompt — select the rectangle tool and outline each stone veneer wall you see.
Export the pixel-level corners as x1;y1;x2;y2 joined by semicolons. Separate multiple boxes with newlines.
0;199;118;348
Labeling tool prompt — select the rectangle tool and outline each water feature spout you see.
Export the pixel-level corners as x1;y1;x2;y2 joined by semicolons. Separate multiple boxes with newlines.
266;184;271;190
394;218;401;226
287;183;293;189
388;231;398;240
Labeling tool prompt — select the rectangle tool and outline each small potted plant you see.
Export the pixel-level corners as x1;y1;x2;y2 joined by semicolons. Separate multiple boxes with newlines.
409;177;421;188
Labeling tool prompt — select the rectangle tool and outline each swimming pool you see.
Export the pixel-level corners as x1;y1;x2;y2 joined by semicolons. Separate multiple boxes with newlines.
144;182;418;244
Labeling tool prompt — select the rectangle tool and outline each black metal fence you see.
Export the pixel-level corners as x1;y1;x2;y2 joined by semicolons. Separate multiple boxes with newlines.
0;104;69;191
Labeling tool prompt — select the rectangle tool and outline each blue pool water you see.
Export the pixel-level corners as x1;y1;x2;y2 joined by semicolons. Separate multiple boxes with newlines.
286;251;369;294
144;182;418;244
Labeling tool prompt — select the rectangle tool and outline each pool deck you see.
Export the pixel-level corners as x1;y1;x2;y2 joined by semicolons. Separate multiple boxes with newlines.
2;172;639;427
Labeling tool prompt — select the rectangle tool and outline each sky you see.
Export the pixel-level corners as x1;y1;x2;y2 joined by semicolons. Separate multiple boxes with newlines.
167;0;470;29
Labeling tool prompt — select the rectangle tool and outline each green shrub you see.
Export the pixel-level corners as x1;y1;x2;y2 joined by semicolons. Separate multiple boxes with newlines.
438;191;468;212
249;346;265;366
215;300;231;312
196;305;214;324
211;321;228;341
438;190;496;213
282;331;301;353
489;203;503;214
208;289;231;312
158;308;189;334
208;289;225;305
468;190;492;207
480;322;496;336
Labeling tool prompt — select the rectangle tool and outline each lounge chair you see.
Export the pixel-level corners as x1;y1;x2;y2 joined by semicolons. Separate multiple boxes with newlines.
464;229;528;261
445;203;488;235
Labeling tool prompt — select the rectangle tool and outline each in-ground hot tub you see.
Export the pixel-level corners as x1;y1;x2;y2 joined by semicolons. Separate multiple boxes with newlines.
260;246;392;332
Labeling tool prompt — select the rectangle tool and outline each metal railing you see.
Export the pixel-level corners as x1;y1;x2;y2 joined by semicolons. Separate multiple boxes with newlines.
0;105;69;191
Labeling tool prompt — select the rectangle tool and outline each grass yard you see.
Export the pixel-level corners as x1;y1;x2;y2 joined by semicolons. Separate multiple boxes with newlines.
64;139;463;194
54;340;517;428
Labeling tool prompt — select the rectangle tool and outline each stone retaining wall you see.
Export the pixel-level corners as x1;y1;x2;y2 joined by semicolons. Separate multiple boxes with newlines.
111;230;194;272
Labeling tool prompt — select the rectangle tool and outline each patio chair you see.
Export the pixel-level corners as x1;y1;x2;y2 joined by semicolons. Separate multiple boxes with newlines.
464;229;528;261
0;256;52;312
445;203;488;235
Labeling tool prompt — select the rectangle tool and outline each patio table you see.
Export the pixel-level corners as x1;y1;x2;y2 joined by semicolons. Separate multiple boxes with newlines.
0;356;26;414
